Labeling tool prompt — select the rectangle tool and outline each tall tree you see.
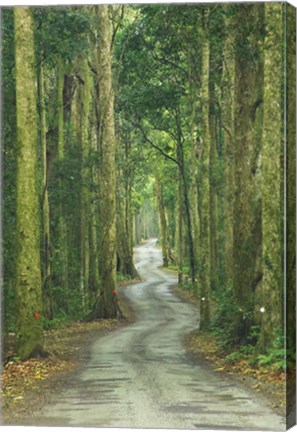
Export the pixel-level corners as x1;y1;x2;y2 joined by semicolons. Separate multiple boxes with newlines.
233;3;264;342
198;27;211;330
257;2;282;352
285;3;296;426
14;7;44;359
95;5;118;318
79;54;91;310
208;7;224;292
56;57;69;298
155;176;170;267
221;13;235;290
38;62;53;320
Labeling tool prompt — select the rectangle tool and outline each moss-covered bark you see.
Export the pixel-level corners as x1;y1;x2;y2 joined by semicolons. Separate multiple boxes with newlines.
221;22;235;288
56;58;69;297
198;33;211;330
285;4;296;427
208;8;223;293
176;153;184;285
116;129;138;278
116;198;138;278
257;2;282;353
80;55;91;309
38;63;53;320
155;177;170;267
95;5;118;318
233;4;264;341
14;7;44;359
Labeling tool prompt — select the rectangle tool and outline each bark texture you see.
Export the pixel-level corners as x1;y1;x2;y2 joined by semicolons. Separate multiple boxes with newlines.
257;2;282;352
156;177;170;267
285;4;296;427
38;63;53;320
198;34;211;330
233;4;264;340
14;7;44;359
96;5;118;318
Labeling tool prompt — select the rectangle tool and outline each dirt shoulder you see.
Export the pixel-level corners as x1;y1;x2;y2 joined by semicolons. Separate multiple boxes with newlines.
171;284;286;418
1;289;135;425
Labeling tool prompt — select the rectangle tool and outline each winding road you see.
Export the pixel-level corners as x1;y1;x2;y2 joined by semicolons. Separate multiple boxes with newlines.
32;239;284;430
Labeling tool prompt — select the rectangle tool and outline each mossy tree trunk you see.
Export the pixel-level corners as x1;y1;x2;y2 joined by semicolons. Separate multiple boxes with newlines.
188;24;202;295
155;176;170;268
286;3;296;347
89;105;101;305
176;117;196;285
38;62;53;320
198;32;211;330
257;3;282;353
176;151;184;285
221;21;235;289
79;55;91;310
233;4;264;342
208;9;222;293
56;58;69;299
116;128;138;278
285;4;296;424
116;198;138;278
14;7;44;359
94;5;118;318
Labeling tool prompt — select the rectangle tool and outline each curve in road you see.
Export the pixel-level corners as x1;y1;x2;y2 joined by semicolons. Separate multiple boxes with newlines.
30;239;284;430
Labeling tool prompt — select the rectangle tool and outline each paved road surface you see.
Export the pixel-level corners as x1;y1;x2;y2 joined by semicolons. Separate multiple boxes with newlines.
30;239;284;430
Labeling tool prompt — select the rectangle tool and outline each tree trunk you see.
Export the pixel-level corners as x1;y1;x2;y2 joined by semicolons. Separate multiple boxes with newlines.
208;9;224;292
155;177;170;267
116;198;138;278
38;63;53;320
87;99;101;305
116;130;138;278
233;4;264;342
94;5;118;318
14;7;44;359
79;55;91;311
57;58;69;298
176;167;184;285
285;3;296;424
221;22;235;288
198;33;211;330
176;118;196;285
257;3;283;353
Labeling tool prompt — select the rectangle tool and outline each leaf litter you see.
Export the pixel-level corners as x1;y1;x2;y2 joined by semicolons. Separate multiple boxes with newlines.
172;283;287;417
1;311;128;424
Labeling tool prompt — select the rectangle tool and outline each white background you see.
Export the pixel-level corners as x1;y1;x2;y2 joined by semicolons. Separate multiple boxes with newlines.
1;0;296;432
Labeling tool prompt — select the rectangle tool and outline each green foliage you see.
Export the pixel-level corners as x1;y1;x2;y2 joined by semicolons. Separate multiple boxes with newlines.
168;262;178;272
257;350;285;372
225;345;255;363
225;350;245;363
256;335;289;372
211;284;256;348
117;272;132;282
42;316;68;330
33;7;91;67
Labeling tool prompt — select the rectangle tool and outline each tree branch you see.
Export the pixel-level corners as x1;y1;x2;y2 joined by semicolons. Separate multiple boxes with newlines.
136;123;180;167
110;5;125;49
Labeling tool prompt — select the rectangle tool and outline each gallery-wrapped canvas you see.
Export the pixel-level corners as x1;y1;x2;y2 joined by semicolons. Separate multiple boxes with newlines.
1;2;296;431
